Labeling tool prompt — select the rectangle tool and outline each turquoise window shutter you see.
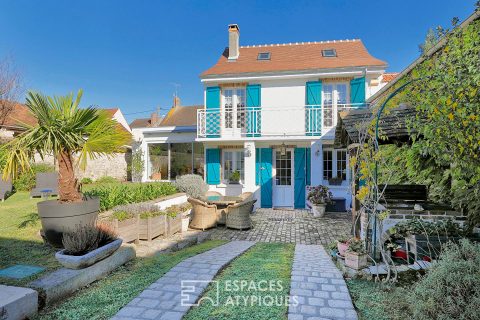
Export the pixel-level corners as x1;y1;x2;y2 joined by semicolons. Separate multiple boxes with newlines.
350;77;366;108
306;147;311;186
294;148;306;208
246;84;261;137
205;148;220;185
206;87;221;138
259;148;272;208
305;81;322;136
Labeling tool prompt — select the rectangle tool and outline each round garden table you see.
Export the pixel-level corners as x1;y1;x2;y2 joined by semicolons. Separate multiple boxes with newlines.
206;195;242;206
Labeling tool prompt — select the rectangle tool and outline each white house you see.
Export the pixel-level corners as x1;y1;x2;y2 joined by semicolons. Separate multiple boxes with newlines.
134;24;389;210
199;24;387;209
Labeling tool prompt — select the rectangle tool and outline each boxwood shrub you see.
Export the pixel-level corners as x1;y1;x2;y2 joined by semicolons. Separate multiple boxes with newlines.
83;182;177;211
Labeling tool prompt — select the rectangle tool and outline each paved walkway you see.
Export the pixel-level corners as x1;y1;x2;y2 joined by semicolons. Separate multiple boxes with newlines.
209;209;351;245
111;241;255;320
288;244;357;320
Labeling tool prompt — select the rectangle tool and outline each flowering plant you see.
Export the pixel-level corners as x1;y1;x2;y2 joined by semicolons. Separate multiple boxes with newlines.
307;185;333;205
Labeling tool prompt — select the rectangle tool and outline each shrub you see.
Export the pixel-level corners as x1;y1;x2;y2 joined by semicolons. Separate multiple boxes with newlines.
80;177;93;184
409;239;480;320
95;176;119;184
84;182;177;211
174;174;208;199
62;223;117;256
307;185;333;205
13;163;55;191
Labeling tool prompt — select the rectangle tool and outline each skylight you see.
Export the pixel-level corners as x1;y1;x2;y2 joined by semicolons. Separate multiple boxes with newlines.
257;52;271;60
322;49;337;57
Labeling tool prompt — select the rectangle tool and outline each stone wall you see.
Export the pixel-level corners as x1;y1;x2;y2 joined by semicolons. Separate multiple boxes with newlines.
33;152;131;181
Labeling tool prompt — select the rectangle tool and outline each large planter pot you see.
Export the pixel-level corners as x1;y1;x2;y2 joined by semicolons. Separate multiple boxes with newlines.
138;215;166;241
55;238;123;269
37;197;100;248
345;251;368;270
311;204;326;217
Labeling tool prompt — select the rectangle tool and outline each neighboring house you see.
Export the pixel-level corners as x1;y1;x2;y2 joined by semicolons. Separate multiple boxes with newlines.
131;97;204;181
0;103;132;181
199;24;387;209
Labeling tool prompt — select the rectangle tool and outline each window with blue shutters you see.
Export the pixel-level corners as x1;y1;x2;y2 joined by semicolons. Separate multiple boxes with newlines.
305;81;322;136
205;148;220;185
206;87;220;138
246;84;261;137
350;77;366;108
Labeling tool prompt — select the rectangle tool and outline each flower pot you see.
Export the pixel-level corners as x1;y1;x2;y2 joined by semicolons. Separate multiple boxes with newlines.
345;251;368;270
55;238;122;269
37;197;100;248
337;241;349;257
138;215;166;241
392;249;408;260
311;204;326;217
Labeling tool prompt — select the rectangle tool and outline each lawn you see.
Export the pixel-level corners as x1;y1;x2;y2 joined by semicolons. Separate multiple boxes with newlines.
0;191;59;286
184;242;295;320
38;240;226;320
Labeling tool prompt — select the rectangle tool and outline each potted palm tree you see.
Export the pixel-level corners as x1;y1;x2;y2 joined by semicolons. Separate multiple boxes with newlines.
1;90;131;247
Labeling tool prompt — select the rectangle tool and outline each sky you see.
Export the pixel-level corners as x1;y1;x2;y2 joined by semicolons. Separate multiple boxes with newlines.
0;0;476;122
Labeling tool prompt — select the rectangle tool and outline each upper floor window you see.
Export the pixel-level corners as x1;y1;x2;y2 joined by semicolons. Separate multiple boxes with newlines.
322;49;337;57
257;52;271;60
323;83;348;127
222;87;246;130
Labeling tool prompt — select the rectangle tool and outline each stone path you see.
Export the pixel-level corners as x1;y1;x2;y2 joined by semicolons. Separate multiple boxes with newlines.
111;241;255;320
288;244;357;320
209;209;351;245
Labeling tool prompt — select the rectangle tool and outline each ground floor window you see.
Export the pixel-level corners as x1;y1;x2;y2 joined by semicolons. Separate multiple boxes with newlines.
148;142;204;180
222;150;244;184
323;148;348;183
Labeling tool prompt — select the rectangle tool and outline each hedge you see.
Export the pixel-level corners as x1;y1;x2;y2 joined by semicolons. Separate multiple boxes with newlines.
83;182;177;211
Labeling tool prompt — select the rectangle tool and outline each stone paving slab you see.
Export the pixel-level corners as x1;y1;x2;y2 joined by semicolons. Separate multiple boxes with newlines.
209;209;350;245
111;241;255;320
288;244;357;320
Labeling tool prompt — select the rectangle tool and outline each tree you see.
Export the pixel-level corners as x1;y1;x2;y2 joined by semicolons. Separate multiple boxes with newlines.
0;57;23;126
1;90;131;202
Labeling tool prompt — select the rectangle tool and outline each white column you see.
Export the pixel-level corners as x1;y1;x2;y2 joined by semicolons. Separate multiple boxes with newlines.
310;140;323;186
141;141;149;182
243;141;256;190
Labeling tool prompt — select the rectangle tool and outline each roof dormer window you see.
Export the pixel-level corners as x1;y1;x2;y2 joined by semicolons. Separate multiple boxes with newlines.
257;52;271;60
322;49;337;57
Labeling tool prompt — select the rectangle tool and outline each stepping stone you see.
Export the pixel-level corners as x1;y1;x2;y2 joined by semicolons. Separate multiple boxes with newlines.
288;244;358;320
111;240;255;320
0;265;45;279
0;285;38;320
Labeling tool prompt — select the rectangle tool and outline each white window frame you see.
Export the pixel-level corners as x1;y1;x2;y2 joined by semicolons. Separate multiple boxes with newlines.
221;87;246;132
322;148;349;185
322;82;350;130
221;149;245;184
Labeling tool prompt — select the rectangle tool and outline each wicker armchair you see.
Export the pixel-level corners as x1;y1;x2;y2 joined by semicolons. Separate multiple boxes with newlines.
239;192;253;201
188;198;218;231
225;199;256;230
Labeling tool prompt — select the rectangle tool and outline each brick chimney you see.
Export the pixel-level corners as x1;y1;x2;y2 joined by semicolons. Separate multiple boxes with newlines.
173;95;181;108
150;111;161;127
228;24;240;60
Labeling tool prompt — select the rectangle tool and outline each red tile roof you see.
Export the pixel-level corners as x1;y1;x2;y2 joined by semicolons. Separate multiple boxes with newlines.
201;39;387;77
0;102;36;129
130;105;202;129
381;73;399;82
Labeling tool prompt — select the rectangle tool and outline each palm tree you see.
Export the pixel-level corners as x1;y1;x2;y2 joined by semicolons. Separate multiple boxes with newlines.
2;90;131;202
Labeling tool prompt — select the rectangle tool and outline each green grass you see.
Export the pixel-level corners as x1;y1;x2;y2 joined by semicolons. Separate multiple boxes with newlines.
347;279;411;320
38;240;227;320
0;191;60;286
184;243;295;320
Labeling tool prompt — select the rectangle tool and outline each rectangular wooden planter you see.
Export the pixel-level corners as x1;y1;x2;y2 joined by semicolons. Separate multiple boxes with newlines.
110;216;140;244
138;215;167;241
345;252;368;270
166;214;182;236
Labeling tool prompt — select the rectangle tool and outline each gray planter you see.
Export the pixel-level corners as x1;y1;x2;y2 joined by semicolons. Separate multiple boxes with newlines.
55;238;123;269
37;196;100;248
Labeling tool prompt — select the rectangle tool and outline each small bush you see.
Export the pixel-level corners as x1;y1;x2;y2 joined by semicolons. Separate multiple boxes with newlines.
13;163;55;191
80;177;93;184
62;223;117;256
95;176;119;184
174;174;208;199
83;182;177;211
409;239;480;320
